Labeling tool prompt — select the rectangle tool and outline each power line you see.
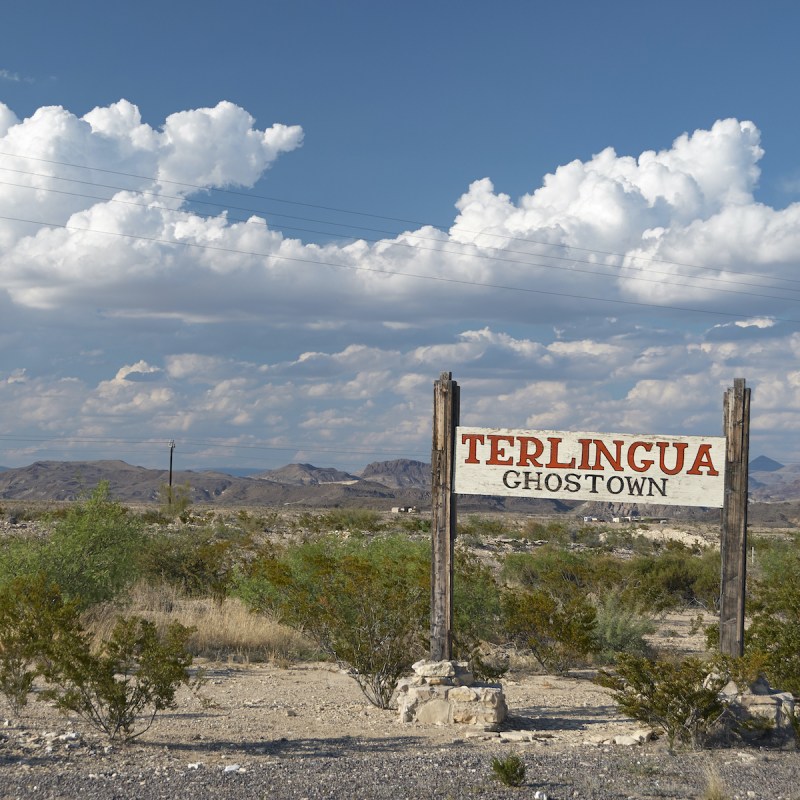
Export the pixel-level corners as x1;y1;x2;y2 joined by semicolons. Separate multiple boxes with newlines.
3;150;798;290
0;433;428;460
2;212;798;324
3;172;800;301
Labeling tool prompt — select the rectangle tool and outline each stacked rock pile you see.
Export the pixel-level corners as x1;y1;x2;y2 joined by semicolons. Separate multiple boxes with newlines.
396;660;507;728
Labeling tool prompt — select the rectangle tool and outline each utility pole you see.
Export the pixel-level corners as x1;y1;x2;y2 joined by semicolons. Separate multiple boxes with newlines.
430;372;459;661
720;378;750;657
168;439;176;507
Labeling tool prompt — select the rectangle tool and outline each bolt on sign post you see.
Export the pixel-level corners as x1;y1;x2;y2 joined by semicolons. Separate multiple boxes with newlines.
430;372;459;661
720;378;751;658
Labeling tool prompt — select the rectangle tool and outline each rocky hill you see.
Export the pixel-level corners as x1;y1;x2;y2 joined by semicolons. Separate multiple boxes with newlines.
0;456;798;521
359;459;430;489
749;461;800;502
253;463;360;486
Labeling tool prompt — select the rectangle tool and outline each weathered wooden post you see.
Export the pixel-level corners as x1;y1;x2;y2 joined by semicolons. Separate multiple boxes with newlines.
720;378;750;657
430;371;459;661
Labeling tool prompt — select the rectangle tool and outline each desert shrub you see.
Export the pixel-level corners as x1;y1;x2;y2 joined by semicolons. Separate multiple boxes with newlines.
502;547;625;602
234;508;281;535
235;536;429;708
0;574;83;713
158;481;192;518
523;518;571;544
139;522;254;600
452;550;505;677
318;507;383;533
40;482;145;608
596;654;728;750
0;535;46;589
742;537;800;695
490;752;526;787
459;515;514;539
621;545;720;613
503;587;597;673
592;593;655;664
388;514;429;535
0;576;192;741
137;508;171;525
291;511;327;535
40;614;194;742
502;547;585;593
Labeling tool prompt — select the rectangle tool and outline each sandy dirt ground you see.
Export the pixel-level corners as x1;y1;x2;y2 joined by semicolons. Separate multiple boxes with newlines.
3;657;800;800
3;661;645;759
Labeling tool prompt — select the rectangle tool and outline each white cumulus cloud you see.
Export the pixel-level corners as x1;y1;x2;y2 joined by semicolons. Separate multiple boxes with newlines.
1;105;799;469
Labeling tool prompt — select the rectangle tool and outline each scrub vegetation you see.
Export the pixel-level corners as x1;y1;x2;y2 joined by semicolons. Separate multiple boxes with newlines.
1;490;799;747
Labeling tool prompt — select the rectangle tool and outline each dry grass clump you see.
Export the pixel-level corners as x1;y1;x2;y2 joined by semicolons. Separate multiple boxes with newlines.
699;763;730;800
84;581;315;665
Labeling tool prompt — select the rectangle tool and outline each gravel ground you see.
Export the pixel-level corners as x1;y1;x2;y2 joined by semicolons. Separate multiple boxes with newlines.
1;662;798;799
3;735;799;799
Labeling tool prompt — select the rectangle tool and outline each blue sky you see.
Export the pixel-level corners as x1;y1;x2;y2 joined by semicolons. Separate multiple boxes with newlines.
1;0;800;472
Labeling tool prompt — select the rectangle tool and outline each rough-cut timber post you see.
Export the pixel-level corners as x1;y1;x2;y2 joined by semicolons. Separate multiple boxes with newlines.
430;371;459;661
720;378;750;658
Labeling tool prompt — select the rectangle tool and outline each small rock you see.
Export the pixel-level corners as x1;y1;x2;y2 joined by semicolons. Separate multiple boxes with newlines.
499;731;535;743
612;734;643;746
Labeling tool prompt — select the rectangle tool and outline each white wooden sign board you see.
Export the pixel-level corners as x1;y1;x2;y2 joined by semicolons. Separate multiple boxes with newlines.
454;427;726;508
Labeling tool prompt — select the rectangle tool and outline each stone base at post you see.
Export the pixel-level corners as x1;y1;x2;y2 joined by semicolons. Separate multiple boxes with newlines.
396;660;507;729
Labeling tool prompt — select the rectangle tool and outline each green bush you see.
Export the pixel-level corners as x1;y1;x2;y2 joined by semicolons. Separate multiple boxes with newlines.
0;575;192;741
743;537;800;695
319;508;384;533
41;482;146;608
0;574;83;712
596;655;728;750
139;522;254;600
40;615;194;742
503;587;597;673
524;518;572;544
235;536;429;708
592;593;655;664
158;481;192;518
491;752;526;787
0;484;147;608
502;547;625;602
452;550;505;679
621;545;720;613
0;534;45;590
388;514;429;535
459;515;515;539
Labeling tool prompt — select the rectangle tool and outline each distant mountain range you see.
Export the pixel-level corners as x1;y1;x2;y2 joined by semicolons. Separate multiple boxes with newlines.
0;456;798;521
0;459;432;508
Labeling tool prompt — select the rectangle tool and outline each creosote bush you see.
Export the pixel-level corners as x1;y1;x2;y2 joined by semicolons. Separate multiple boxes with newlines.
46;482;146;608
236;536;429;708
503;587;597;673
0;574;83;713
621;545;720;613
158;481;192;519
139;522;255;600
596;655;728;750
0;482;148;610
40;615;194;742
452;549;504;676
0;576;194;742
744;534;800;696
